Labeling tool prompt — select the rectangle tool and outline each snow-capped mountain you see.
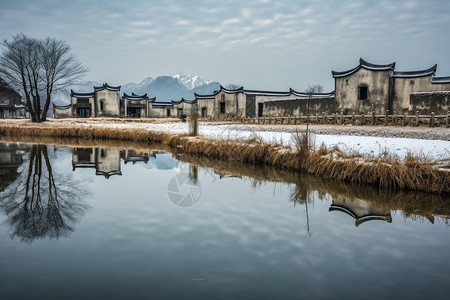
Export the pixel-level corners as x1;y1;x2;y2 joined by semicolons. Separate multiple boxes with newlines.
173;73;213;90
121;74;219;101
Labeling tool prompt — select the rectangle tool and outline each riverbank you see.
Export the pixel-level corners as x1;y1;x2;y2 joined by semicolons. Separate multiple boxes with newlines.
0;119;449;193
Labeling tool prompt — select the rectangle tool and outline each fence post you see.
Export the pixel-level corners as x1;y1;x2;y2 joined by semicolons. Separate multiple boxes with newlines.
415;111;419;127
430;112;435;127
339;111;343;125
394;110;397;125
362;113;365;125
403;113;407;126
447;111;449;128
385;110;389;126
372;111;375;125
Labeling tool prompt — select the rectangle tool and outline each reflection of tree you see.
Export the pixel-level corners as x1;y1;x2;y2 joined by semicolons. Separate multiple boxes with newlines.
0;145;89;243
188;165;198;185
290;183;314;238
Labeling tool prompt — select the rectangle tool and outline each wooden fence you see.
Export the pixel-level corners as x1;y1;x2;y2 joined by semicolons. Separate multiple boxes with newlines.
235;111;450;127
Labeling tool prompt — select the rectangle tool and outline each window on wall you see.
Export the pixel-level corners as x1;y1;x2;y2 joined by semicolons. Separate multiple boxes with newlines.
201;107;207;118
100;101;104;111
167;109;171;117
358;86;368;100
220;102;225;114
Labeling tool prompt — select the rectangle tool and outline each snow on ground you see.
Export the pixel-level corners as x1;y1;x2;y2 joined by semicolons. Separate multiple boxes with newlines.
70;120;450;160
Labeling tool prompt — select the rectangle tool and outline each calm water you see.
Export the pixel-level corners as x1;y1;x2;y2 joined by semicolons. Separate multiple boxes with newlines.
0;141;449;300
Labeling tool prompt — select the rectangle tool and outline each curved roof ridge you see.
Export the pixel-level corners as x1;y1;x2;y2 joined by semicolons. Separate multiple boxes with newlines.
431;76;450;84
359;58;396;70
243;89;290;96
332;58;395;78
393;64;437;78
52;103;72;109
122;92;148;100
71;89;95;97
220;85;244;94
94;83;121;92
194;92;216;98
290;88;335;97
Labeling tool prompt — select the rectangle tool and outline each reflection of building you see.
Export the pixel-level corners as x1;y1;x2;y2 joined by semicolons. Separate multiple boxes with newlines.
0;143;29;191
122;150;150;164
329;196;392;226
72;148;122;179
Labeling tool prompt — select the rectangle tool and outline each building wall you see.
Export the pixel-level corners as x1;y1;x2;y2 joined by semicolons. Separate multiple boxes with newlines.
409;92;450;115
96;148;121;174
263;97;337;117
125;99;148;118
95;90;120;117
197;99;215;119
335;68;391;114
54;107;73;119
393;76;433;113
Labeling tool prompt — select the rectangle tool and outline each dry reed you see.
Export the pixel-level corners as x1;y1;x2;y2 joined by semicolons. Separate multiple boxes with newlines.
0;122;449;193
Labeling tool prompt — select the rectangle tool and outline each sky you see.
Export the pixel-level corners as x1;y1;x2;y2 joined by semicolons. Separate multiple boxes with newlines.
1;0;450;92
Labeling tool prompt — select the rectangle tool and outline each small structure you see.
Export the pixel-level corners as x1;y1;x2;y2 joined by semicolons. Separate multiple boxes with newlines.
54;83;121;118
122;92;154;118
0;78;26;119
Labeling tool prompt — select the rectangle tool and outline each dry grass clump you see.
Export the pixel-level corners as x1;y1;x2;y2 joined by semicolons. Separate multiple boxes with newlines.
0;122;448;194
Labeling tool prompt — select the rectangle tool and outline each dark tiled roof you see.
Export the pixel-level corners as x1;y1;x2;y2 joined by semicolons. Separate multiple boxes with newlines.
393;64;437;78
70;90;95;97
152;101;173;108
332;58;396;78
122;92;148;101
53;103;72;109
171;98;197;105
93;83;121;92
290;88;335;98
431;76;450;84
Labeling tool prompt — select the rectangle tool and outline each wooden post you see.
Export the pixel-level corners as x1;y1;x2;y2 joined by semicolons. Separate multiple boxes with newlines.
394;110;397;126
322;112;326;124
447;111;449;128
351;112;355;125
403;113;406;126
340;111;343;125
362;114;365;125
334;113;338;125
430;112;435;127
372;111;375;125
415;111;419;127
385;110;389;126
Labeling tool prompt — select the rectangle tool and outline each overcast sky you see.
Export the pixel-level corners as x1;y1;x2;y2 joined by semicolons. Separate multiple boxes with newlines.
1;0;449;91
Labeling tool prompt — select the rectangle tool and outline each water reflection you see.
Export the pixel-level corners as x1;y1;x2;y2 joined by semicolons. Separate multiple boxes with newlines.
0;139;449;246
0;144;89;243
329;197;392;226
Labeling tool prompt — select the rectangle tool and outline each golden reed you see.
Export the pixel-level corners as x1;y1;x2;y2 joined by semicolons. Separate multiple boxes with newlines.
0;122;448;193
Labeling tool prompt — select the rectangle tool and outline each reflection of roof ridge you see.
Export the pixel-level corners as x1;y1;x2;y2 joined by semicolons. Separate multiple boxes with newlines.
329;204;392;227
95;170;122;179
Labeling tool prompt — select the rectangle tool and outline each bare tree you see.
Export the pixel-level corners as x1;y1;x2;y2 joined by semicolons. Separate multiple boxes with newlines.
305;84;324;94
0;34;88;122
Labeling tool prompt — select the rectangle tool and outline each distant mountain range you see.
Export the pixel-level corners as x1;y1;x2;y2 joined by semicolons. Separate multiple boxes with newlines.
69;73;220;103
